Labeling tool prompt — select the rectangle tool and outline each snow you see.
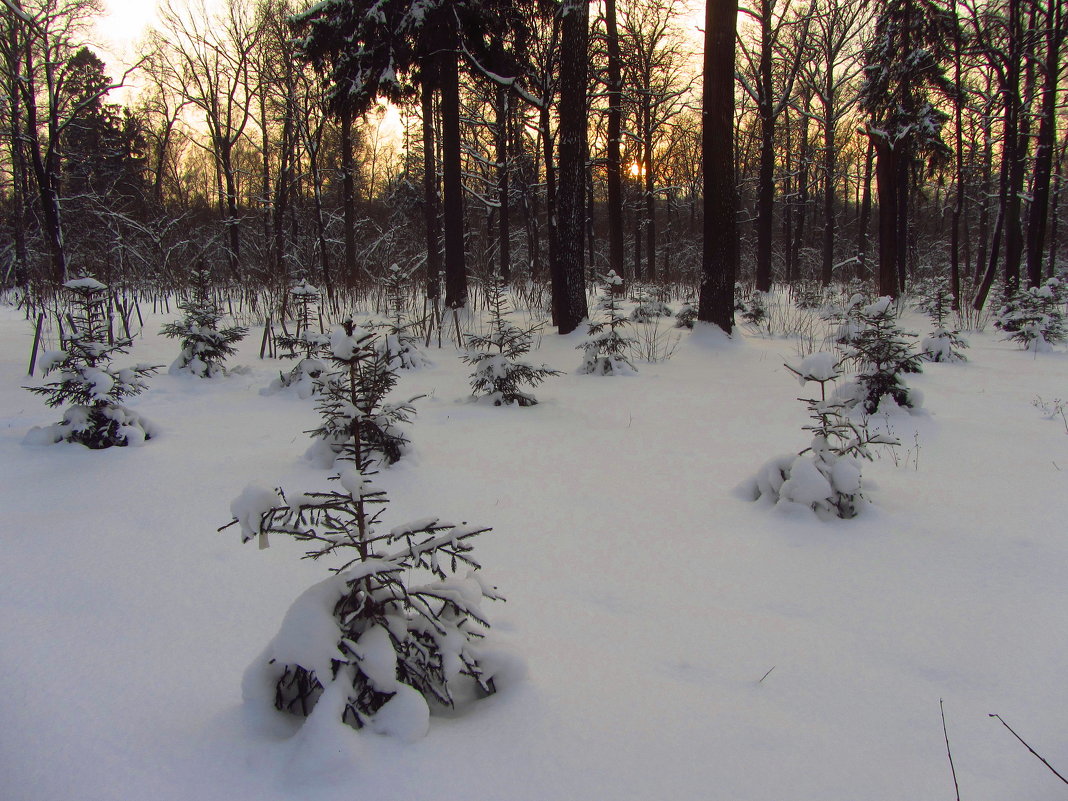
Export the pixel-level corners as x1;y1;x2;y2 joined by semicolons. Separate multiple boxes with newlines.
4;296;1068;801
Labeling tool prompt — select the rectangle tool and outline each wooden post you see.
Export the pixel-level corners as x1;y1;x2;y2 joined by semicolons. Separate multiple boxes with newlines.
27;312;45;376
259;316;272;359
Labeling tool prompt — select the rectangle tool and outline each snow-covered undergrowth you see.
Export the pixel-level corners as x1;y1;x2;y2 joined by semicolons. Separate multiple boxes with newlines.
4;295;1068;801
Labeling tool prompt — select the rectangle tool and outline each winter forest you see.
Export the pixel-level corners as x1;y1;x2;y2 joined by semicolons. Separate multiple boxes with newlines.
3;0;1068;798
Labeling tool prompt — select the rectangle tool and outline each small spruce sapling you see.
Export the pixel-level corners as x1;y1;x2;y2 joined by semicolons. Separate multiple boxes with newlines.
463;273;561;406
743;352;900;519
308;319;420;467
270;280;329;397
838;297;924;414
160;269;248;377
919;278;968;363
674;293;698;329
378;264;432;370
222;351;503;739
577;271;638;375
995;277;1067;352
25;277;159;448
629;284;673;322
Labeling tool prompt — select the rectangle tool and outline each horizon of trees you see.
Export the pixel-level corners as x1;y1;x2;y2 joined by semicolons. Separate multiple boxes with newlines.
1;0;1065;333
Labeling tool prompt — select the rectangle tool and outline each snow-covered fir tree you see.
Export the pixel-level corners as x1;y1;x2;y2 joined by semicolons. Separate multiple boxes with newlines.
308;318;420;467
735;287;768;329
629;285;672;322
837;297;923;414
160;269;248;377
463;273;560;406
224;388;503;739
377;264;432;370
26;277;159;448
743;352;899;520
577;271;637;375
995;276;1067;352
674;294;698;329
269;279;330;397
918;278;968;363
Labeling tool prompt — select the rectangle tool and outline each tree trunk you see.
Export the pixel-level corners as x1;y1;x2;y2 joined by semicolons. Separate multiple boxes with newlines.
856;141;873;281
340;108;357;285
1024;3;1063;287
754;6;775;292
697;0;739;332
605;0;624;278
553;0;591;334
496;85;511;281
440;46;467;309
872;133;899;298
421;79;443;300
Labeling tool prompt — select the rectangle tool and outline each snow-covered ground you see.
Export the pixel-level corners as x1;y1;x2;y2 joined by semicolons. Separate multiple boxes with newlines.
3;294;1067;801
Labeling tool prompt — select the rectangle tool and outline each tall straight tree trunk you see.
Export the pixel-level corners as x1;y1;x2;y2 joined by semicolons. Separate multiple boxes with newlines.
496;85;511;281
821;77;836;287
421;79;443;300
643;103;656;281
553;0;590;334
605;0;624;279
340;107;357;284
1025;3;1063;287
754;7;775;292
698;0;739;332
949;16;965;308
856;141;873;280
872;134;900;298
440;46;467;309
1002;0;1024;294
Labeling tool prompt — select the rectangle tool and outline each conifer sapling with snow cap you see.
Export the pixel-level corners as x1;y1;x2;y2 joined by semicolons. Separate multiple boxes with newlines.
918;278;968;363
629;284;673;323
269;279;330;397
463;272;561;406
378;263;432;370
308;317;420;468
25;276;160;448
995;276;1067;353
222;354;504;740
577;271;638;375
743;352;899;520
160;268;248;377
837;296;923;414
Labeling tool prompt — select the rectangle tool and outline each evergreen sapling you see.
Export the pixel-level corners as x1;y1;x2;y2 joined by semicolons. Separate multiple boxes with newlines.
378;264;432;370
160;269;248;377
269;280;329;397
463;274;560;406
307;318;421;468
918;278;968;363
577;271;638;375
743;352;899;519
25;277;159;448
995;276;1067;352
837;297;924;414
222;334;504;740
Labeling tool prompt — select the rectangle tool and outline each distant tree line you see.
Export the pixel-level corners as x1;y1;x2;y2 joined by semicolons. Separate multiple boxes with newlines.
1;0;1065;333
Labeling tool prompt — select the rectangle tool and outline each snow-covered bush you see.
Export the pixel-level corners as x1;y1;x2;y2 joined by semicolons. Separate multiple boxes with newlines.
160;269;248;377
918;278;968;363
629;285;672;322
995;277;1067;352
308;319;420;468
837;297;923;414
25;277;159;448
735;287;768;329
577;271;637;375
463;273;560;406
741;352;899;520
224;464;503;739
377;264;432;370
674;297;697;329
268;280;330;397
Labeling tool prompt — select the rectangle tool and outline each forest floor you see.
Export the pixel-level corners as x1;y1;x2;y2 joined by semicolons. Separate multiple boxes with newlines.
3;291;1068;801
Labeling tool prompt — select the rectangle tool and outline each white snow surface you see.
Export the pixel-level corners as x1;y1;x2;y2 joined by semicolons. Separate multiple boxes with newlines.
4;300;1068;801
